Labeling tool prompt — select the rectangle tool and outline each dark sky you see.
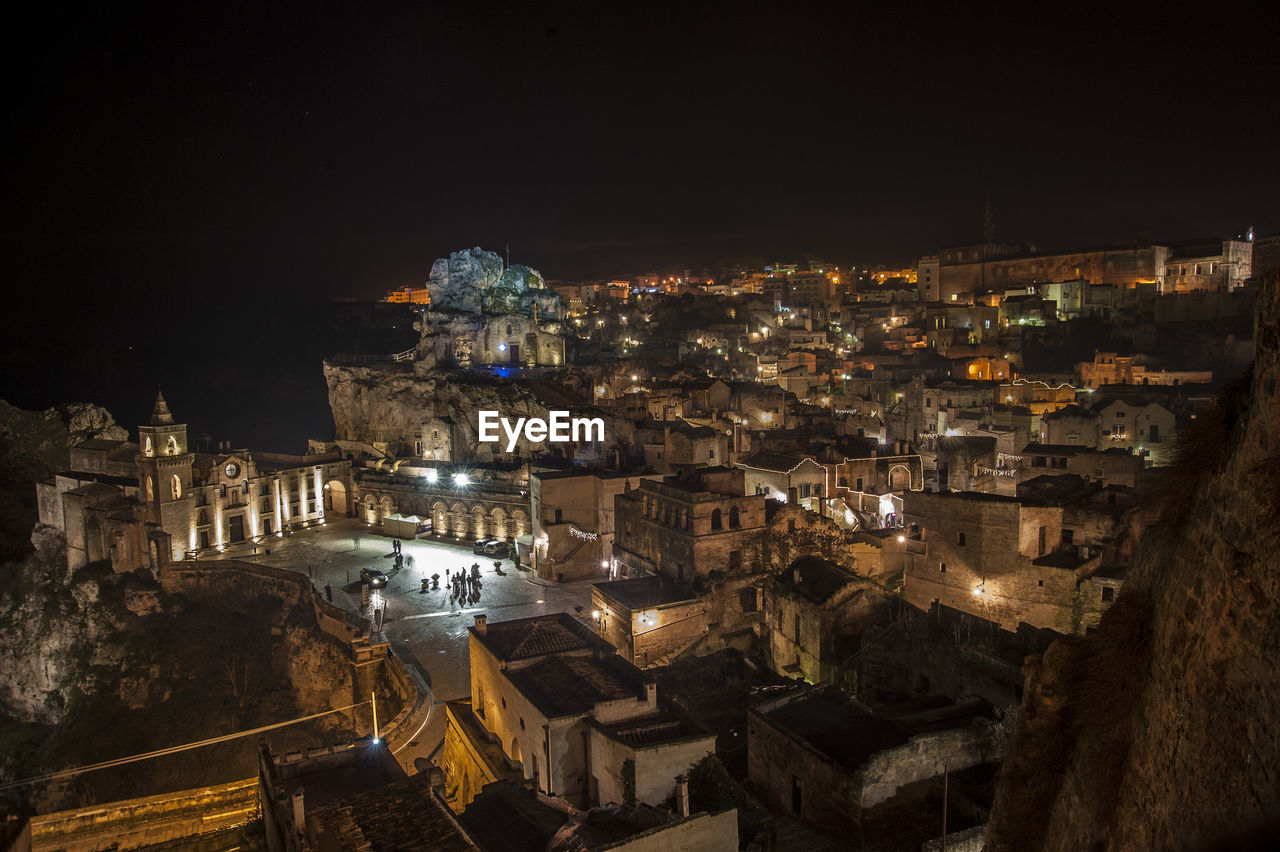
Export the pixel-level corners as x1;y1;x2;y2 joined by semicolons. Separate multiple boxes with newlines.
4;1;1277;297
0;2;1276;446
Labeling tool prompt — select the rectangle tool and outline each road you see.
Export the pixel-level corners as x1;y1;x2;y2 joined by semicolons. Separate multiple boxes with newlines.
206;518;596;771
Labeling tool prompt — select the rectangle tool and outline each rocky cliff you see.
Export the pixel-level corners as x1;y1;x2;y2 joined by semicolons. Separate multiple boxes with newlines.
0;400;127;563
0;401;400;813
985;272;1280;850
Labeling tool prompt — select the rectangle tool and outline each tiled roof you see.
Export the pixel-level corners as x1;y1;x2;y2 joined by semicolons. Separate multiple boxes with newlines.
309;772;476;851
737;452;811;473
476;613;605;662
506;655;648;718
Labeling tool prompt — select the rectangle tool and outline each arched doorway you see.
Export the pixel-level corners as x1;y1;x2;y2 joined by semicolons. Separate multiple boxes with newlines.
470;506;488;539
889;464;911;491
326;480;348;516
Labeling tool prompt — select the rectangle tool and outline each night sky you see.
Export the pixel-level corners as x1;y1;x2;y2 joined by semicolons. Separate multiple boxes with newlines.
2;1;1276;446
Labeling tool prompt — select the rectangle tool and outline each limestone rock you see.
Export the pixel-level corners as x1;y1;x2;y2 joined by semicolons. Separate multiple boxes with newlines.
426;247;505;313
56;402;129;443
124;588;163;616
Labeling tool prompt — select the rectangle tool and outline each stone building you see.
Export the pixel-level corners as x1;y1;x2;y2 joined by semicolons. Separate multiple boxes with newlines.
901;484;1122;634
631;419;730;474
1077;351;1212;389
1161;237;1252;293
918;241;1168;303
1093;396;1176;466
1039;403;1101;447
763;556;885;687
997;379;1079;417
589;576;705;668
612;467;767;584
1016;443;1146;489
257;739;475;852
531;468;661;582
748;687;995;839
352;459;530;543
415;247;568;370
38;393;351;567
442;614;716;812
458;779;738;851
735;452;829;508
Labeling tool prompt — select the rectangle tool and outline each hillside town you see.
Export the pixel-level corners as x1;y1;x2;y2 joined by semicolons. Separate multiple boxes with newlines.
18;226;1275;851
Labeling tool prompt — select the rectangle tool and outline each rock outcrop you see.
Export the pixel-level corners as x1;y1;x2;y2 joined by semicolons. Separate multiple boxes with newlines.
985;271;1280;850
424;246;557;318
0;400;127;562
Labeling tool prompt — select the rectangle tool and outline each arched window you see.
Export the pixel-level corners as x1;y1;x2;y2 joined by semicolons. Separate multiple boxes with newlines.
144;437;153;456
145;476;154;501
166;436;178;456
729;506;741;528
710;508;723;530
171;475;182;500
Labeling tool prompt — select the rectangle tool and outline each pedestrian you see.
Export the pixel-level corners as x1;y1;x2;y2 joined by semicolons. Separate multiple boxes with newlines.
324;583;332;602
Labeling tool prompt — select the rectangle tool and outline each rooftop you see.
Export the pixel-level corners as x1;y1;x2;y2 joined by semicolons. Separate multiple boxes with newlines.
593;576;698;610
595;712;710;747
309;771;475;851
472;612;612;662
736;451;814;473
505;654;650;719
780;556;861;605
755;687;993;772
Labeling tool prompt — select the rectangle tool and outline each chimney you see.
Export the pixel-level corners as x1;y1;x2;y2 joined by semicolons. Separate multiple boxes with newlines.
675;775;690;817
429;765;445;795
474;614;488;636
291;787;306;830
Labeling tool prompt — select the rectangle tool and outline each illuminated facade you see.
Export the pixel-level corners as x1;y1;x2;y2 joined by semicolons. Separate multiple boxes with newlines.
136;394;352;558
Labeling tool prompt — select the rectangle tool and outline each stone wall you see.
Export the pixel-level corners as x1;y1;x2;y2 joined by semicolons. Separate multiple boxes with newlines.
29;779;257;852
609;809;738;851
748;703;861;838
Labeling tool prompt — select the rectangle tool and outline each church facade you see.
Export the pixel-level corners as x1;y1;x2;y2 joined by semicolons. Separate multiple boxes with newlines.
39;392;352;570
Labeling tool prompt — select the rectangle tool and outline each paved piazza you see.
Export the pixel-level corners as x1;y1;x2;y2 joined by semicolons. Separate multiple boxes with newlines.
204;518;595;770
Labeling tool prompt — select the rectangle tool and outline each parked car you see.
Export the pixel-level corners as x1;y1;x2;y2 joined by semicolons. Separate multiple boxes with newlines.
360;567;388;588
473;538;494;554
483;540;510;557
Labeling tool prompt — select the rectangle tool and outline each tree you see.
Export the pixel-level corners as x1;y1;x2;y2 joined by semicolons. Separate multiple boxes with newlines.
686;754;769;844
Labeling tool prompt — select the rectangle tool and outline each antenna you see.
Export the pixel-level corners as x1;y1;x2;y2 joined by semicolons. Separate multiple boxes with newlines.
506;243;511;268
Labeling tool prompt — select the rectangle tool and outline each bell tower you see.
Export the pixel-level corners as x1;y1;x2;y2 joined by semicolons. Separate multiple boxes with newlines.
136;391;196;558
